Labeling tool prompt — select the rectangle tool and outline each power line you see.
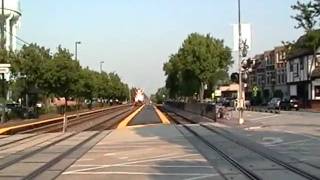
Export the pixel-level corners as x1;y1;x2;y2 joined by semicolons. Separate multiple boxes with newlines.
3;29;30;46
13;34;30;46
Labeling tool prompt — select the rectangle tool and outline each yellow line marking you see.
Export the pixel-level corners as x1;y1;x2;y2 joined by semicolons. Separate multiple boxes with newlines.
117;105;145;129
154;106;170;125
128;124;161;128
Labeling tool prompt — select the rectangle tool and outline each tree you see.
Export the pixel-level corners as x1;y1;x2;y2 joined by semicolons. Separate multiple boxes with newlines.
42;46;80;132
107;72;129;101
153;87;169;104
75;68;96;109
291;1;320;80
11;44;51;107
291;1;318;32
163;33;232;102
0;49;15;123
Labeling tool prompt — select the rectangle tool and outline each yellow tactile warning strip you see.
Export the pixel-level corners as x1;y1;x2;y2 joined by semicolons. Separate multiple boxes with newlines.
117;105;145;129
0;117;62;135
154;106;171;125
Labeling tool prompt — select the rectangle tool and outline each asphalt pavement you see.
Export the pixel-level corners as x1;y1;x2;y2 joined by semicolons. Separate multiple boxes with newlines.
180;107;320;173
129;105;162;126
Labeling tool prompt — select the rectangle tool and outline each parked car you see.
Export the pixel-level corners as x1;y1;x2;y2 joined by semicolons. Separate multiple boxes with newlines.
267;98;281;109
280;98;299;111
219;97;236;107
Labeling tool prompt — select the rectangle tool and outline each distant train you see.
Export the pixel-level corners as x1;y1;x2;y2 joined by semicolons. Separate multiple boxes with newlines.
134;89;145;106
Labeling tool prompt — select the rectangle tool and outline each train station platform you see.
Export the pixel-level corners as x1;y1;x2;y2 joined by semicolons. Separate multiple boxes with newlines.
57;125;222;180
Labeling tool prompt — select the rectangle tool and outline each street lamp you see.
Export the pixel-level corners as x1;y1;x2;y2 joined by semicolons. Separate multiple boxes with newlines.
100;61;104;73
75;41;81;61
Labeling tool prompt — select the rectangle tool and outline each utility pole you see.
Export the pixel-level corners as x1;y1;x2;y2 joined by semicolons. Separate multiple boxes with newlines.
1;0;4;49
0;0;5;124
238;0;244;125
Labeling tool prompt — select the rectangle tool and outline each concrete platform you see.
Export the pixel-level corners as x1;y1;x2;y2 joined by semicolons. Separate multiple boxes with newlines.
57;125;223;180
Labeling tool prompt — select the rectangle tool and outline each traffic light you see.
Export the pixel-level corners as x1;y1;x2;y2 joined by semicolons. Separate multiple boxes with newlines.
241;58;254;71
242;72;248;84
231;72;239;83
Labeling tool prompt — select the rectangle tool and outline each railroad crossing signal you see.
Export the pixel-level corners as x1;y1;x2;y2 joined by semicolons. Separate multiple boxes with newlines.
252;86;259;97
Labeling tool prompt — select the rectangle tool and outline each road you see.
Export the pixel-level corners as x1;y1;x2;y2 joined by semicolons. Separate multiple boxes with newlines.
218;110;320;170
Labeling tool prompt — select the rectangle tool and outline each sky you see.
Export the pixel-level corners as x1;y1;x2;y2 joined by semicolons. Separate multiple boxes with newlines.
19;0;306;95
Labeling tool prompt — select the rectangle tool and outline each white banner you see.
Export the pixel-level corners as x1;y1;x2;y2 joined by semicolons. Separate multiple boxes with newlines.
233;24;252;51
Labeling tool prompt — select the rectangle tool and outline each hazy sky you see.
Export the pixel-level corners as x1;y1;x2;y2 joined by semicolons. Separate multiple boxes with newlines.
19;0;305;95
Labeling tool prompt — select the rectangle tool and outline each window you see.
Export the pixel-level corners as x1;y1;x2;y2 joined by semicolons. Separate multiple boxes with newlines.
290;63;293;72
300;57;304;70
315;86;320;97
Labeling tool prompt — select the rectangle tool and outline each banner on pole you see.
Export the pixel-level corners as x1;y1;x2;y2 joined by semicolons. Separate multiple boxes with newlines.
233;24;252;51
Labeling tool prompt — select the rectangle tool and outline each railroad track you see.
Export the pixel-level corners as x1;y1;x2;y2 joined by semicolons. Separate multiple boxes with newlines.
20;106;133;133
0;106;140;179
162;108;320;180
0;104;133;135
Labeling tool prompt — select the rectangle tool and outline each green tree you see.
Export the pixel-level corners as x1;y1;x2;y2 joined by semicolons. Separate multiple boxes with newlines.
154;87;169;104
163;33;232;102
291;1;320;79
75;68;96;109
11;44;51;107
108;72;129;101
94;72;111;104
42;46;81;131
0;49;15;123
291;1;318;32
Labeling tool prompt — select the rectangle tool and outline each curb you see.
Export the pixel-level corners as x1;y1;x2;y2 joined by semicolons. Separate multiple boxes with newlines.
246;107;280;114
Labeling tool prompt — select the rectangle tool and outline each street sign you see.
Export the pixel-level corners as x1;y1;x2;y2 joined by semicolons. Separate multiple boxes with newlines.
214;90;222;97
0;64;11;68
0;68;9;74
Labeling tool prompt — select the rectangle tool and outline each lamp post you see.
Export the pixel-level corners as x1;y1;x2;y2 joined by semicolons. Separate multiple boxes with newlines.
75;41;81;61
100;61;104;73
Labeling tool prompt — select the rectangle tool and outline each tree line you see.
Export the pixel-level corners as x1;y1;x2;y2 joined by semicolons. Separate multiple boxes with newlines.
0;43;129;115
